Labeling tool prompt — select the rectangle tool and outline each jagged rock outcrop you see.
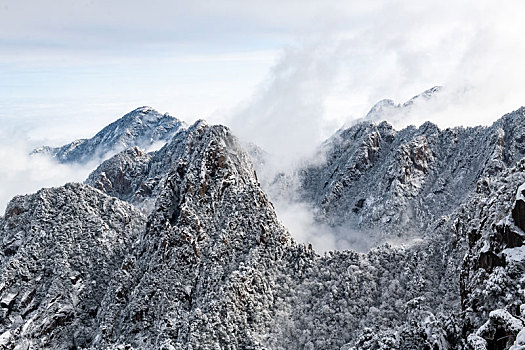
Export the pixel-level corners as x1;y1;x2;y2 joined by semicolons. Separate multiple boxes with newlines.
0;119;469;349
32;107;184;164
467;309;524;350
84;122;469;349
0;184;146;349
85;147;152;203
456;159;525;348
91;123;297;349
3;101;525;349
86;120;210;211
299;107;525;239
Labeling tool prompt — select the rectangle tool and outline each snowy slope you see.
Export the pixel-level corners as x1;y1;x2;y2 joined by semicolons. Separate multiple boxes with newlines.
1;103;525;348
1;120;467;349
0;184;146;349
350;86;442;126
32;106;184;164
296;107;525;241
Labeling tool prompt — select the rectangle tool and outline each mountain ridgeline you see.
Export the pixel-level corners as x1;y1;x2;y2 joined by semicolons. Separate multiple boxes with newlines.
32;106;184;164
299;107;525;237
1;102;525;349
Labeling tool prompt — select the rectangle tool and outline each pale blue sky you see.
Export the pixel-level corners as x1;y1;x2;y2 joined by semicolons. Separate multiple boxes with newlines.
2;0;525;147
1;0;296;143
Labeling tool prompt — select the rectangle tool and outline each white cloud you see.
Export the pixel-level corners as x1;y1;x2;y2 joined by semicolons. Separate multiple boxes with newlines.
0;127;98;214
229;42;342;169
274;198;378;253
223;0;525;251
227;0;525;156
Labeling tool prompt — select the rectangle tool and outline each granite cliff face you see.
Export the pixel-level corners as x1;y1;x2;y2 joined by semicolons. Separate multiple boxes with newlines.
2;104;525;349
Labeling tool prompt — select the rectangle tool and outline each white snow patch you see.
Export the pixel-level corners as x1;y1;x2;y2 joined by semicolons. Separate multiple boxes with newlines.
511;328;525;349
517;183;525;202
0;330;11;346
503;246;525;263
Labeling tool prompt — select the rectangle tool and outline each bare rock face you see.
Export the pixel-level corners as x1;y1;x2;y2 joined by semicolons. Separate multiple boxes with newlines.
512;184;525;233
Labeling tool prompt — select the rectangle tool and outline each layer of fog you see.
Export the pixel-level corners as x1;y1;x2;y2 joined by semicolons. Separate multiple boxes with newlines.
0;128;97;215
273;197;379;253
227;1;525;252
0;126;166;215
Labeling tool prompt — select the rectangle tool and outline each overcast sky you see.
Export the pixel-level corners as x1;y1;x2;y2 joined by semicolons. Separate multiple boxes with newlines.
2;0;525;147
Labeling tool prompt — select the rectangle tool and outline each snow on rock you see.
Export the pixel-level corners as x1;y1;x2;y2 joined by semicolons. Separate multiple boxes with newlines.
0;183;146;349
471;309;524;349
85;146;152;204
85;120;210;212
360;86;442;124
3;119;468;348
503;246;525;262
467;334;488;350
295;107;525;241
4;103;525;349
510;327;525;350
32;106;184;164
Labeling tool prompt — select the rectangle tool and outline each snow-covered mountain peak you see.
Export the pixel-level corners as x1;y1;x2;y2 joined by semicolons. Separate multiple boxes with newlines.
32;107;184;164
366;98;397;116
361;86;443;124
119;106;169;123
129;105;156;113
402;85;442;107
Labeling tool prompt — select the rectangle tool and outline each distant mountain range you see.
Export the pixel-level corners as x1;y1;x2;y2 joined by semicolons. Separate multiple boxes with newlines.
32;106;184;163
342;86;442;129
2;92;525;349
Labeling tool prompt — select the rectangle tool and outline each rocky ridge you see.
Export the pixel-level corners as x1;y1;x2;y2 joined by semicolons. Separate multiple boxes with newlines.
0;184;146;349
32;107;184;164
297;107;525;240
351;86;442;125
1;103;525;348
